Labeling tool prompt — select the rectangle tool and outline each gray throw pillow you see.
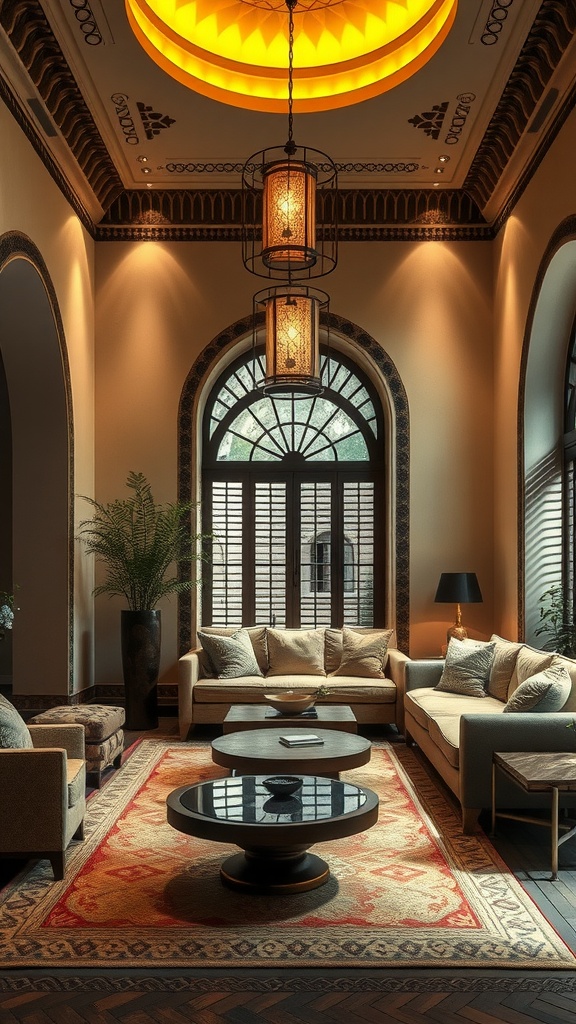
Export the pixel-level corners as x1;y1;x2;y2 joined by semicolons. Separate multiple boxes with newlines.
0;693;33;748
435;639;496;698
197;628;263;679
503;665;571;713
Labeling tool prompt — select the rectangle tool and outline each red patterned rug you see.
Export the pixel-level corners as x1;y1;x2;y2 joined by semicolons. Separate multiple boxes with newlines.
1;739;574;968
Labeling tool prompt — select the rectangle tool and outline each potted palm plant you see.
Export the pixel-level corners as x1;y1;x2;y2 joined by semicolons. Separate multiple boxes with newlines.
79;471;204;729
535;585;576;657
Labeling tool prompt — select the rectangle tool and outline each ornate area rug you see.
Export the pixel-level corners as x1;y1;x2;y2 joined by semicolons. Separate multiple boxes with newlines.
1;738;574;969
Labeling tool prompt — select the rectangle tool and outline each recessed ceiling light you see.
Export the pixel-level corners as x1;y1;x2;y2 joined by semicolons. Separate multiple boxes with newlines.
438;154;450;163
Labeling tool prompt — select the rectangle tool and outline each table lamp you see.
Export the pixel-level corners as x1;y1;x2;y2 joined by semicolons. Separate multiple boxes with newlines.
434;572;483;649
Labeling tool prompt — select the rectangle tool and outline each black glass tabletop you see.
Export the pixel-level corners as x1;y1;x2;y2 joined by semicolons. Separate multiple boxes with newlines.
178;775;367;825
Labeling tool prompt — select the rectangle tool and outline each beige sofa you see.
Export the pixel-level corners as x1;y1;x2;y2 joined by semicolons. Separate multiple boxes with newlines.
178;625;410;740
404;636;576;832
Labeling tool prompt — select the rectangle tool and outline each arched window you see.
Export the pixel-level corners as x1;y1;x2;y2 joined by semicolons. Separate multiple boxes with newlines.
202;346;384;629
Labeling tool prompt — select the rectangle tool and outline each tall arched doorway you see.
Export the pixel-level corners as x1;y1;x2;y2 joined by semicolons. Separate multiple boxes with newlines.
0;233;73;698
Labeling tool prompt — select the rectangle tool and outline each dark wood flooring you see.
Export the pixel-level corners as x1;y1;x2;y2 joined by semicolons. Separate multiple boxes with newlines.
2;718;576;1022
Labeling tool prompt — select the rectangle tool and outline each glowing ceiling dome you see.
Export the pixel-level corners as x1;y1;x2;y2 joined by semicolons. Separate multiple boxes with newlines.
125;0;459;113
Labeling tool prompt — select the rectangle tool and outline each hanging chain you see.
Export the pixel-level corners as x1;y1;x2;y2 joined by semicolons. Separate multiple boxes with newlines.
285;0;298;154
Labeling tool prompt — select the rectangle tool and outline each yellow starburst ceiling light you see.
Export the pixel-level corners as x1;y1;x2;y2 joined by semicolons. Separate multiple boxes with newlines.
126;0;459;112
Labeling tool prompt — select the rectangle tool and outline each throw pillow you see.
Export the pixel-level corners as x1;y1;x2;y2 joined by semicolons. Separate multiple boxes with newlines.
197;628;263;679
266;628;326;676
331;627;393;678
435;638;496;698
502;664;572;713
0;694;33;748
487;634;523;701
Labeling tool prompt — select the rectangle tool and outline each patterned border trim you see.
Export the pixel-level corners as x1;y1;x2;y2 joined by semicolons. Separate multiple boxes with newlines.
98;188;487;234
165;161;420;175
465;0;576;210
0;231;75;695
1;975;576;994
67;0;103;47
0;0;122;213
516;215;576;639
176;314;410;655
480;0;515;47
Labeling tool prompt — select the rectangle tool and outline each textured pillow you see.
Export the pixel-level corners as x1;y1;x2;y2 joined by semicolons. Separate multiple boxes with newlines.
331;627;393;678
197;628;263;679
266;628;326;676
487;634;523;701
0;694;33;748
435;639;496;698
502;664;572;713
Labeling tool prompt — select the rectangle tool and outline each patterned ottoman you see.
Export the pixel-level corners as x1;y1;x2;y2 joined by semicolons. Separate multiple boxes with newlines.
28;705;125;788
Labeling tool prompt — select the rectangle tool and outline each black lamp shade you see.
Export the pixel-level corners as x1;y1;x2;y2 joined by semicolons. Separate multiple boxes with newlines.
434;572;482;604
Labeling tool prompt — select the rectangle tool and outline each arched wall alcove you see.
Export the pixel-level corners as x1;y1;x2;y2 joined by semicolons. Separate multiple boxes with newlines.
177;311;410;654
0;232;73;698
519;217;576;643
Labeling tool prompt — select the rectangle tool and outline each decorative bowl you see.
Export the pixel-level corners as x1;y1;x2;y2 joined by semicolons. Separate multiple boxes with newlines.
262;775;303;798
263;692;317;715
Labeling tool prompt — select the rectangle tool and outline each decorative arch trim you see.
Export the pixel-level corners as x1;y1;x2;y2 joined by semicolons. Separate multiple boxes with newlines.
177;311;410;653
0;230;75;694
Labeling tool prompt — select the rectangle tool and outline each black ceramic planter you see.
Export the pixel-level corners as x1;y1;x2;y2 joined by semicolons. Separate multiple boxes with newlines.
121;609;160;730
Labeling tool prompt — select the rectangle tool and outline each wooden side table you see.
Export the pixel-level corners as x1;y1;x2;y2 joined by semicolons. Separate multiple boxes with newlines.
491;751;576;880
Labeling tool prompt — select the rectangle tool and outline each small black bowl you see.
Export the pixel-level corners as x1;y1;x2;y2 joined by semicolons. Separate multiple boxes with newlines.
262;775;303;798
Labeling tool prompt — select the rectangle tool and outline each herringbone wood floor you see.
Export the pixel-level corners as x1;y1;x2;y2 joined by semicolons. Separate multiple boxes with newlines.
2;718;576;1023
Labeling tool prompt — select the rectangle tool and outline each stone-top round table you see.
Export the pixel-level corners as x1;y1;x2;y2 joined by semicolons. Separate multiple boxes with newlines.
211;727;371;779
166;774;379;893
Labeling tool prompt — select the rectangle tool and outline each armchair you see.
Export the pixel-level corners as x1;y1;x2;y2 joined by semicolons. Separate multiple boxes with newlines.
0;723;87;880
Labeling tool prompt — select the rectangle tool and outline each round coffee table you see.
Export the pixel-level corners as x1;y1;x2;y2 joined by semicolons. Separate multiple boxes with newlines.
211;727;371;778
166;774;379;893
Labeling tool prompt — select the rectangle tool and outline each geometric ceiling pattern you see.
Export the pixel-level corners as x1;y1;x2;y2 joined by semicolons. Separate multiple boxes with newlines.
1;1;575;240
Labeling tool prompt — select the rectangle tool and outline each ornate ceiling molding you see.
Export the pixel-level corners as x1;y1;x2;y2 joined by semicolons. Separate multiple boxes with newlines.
0;0;574;235
0;0;123;213
464;0;576;210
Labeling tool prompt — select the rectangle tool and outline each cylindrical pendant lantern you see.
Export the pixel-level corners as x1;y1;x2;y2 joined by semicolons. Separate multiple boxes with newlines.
262;159;317;270
243;144;337;281
254;285;329;395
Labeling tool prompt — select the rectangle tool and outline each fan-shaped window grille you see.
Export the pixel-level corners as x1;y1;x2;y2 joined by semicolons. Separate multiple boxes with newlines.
202;347;383;629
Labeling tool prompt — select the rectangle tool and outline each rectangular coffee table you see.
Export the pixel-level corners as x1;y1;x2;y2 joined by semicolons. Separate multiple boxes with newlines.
223;704;357;734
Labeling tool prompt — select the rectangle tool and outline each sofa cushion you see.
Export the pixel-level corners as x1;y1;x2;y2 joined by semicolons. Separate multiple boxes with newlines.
0;694;32;749
193;675;396;705
331;627;393;678
405;688;505;731
510;646;554;695
197;628;263;678
502;663;572;713
435;639;496;698
487;635;523;701
66;759;86;807
324;627;397;673
427;716;461;770
266;628;326;676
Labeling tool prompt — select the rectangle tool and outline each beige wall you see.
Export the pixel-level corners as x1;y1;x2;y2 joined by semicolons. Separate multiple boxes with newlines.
0;103;96;695
95;236;493;670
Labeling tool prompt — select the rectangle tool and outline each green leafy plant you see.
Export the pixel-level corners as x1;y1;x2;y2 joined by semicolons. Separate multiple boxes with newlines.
535;585;576;657
0;590;17;640
78;471;206;610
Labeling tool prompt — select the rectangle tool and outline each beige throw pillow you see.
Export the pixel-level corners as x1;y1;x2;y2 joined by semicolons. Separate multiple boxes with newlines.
487;634;523;701
331;627;393;678
266;628;326;676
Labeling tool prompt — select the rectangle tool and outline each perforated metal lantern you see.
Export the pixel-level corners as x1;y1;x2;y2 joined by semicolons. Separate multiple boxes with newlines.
254;284;329;395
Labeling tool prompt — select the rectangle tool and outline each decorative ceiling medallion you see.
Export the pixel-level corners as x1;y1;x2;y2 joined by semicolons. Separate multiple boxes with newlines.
125;0;459;113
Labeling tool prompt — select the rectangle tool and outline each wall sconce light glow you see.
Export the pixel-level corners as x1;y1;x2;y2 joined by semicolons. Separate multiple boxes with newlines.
125;0;459;113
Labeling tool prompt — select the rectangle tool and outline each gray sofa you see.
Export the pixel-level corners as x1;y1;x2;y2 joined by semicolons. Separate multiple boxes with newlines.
178;625;410;740
404;636;576;832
